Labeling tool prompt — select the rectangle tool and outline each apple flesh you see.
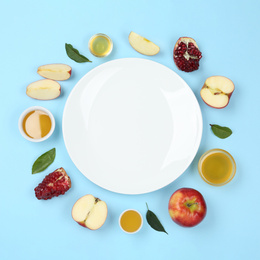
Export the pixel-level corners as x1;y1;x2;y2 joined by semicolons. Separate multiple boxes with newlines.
168;188;207;227
37;64;72;81
72;194;108;230
200;76;235;108
26;79;61;100
128;31;160;56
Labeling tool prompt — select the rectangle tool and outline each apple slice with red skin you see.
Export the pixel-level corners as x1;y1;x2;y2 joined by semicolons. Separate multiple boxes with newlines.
200;76;234;109
37;64;72;81
168;188;207;227
72;194;108;230
26;79;61;100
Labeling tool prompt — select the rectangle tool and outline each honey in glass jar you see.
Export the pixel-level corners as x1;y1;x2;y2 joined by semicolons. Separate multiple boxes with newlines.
88;33;113;57
198;149;236;186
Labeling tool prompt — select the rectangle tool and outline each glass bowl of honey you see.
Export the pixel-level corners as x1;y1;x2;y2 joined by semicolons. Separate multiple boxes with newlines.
88;33;113;58
198;148;236;186
119;209;143;234
18;106;55;142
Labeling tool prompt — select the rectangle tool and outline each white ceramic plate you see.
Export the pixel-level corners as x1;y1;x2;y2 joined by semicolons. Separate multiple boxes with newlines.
63;58;202;194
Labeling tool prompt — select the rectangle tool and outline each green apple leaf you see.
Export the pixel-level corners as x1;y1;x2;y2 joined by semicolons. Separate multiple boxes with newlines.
146;203;168;234
210;124;232;139
65;43;92;63
32;148;56;174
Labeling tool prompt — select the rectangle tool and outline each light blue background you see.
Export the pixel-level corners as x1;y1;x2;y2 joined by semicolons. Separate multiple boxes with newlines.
1;0;259;259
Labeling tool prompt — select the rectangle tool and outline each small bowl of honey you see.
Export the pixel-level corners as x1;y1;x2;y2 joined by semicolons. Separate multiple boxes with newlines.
198;148;236;186
18;106;55;142
88;33;113;58
119;209;143;234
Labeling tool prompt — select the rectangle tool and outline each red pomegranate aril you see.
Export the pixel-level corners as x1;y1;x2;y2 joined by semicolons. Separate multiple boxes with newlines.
187;43;202;58
174;42;187;56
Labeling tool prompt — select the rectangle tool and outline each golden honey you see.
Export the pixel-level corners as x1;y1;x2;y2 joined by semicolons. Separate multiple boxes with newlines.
22;110;52;139
198;149;236;186
120;210;142;233
89;33;113;57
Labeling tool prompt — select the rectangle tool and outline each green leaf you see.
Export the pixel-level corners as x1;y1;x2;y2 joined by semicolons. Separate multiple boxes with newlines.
65;43;92;63
32;148;56;174
146;203;168;234
210;124;232;139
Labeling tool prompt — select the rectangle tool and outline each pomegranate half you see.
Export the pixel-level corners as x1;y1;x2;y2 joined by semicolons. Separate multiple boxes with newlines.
173;37;202;72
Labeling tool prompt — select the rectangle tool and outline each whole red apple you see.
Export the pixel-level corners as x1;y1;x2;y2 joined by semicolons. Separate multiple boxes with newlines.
168;188;207;227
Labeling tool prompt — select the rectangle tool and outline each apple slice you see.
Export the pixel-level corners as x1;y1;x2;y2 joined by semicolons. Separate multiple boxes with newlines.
26;79;61;100
37;64;72;81
128;31;160;56
200;76;235;108
72;194;108;230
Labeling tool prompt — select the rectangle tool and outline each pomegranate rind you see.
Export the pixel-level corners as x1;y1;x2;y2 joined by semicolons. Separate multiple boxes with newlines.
174;37;198;49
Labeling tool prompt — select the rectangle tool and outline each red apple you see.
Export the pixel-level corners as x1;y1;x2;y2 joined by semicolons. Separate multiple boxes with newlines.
200;76;235;108
168;188;207;227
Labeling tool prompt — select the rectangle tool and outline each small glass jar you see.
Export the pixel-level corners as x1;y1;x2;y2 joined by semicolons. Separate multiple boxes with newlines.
198;148;236;186
88;33;113;58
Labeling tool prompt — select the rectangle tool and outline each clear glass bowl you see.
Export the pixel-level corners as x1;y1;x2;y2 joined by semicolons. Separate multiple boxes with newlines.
88;33;113;58
198;148;236;186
